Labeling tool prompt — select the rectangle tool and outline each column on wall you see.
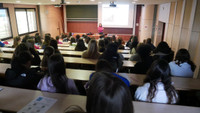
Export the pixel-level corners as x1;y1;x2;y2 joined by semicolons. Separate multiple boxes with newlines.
139;5;155;42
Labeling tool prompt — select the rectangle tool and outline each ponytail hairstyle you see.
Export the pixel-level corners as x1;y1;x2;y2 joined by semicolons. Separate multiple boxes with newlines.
175;48;196;71
48;54;69;93
145;59;178;104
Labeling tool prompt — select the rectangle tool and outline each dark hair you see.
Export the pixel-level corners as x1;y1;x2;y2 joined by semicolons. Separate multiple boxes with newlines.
175;49;196;71
146;38;152;44
87;72;133;113
42;35;51;48
75;39;87;51
99;43;122;71
13;36;21;48
50;39;58;50
85;37;91;44
35;35;42;45
70;37;76;45
98;40;105;52
22;34;30;43
137;44;152;59
112;35;116;42
155;41;172;54
95;59;113;72
26;39;35;49
48;54;69;93
41;46;55;68
18;51;33;65
86;39;99;58
13;43;29;59
76;35;80;42
145;59;178;104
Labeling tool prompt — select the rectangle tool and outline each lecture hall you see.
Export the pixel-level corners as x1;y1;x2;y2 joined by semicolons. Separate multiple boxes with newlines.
0;0;200;113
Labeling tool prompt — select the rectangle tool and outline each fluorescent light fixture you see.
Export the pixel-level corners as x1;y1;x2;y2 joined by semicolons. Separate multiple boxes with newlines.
16;1;21;3
51;0;56;2
90;0;95;1
134;0;138;1
37;3;41;4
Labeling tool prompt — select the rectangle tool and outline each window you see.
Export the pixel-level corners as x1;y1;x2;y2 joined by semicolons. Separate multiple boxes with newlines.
15;8;37;35
0;8;12;39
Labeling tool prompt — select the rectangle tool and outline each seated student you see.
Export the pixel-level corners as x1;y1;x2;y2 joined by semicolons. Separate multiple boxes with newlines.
131;44;153;74
88;59;130;87
135;59;178;104
85;37;91;48
99;43;123;72
129;43;143;62
70;37;76;46
37;54;79;94
153;41;174;63
41;46;55;73
75;35;80;42
82;39;100;59
50;39;60;54
35;33;42;46
75;39;87;51
98;40;105;53
169;48;196;78
116;38;125;49
42;34;51;49
86;72;134;113
146;38;155;51
26;39;41;66
56;36;63;44
4;51;43;89
129;36;138;53
21;34;30;43
12;36;21;48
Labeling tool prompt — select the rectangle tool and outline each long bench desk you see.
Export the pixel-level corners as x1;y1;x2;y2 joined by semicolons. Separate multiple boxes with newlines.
0;63;200;91
0;53;135;67
0;85;200;113
0;47;132;59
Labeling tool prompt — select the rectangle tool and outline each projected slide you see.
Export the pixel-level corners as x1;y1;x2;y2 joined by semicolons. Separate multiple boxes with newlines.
101;4;130;27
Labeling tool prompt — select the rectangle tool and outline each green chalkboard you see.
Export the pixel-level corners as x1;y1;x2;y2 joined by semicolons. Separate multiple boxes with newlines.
66;5;97;19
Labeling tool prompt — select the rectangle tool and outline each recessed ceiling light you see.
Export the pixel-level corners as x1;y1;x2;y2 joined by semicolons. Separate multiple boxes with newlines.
16;1;21;3
51;0;56;2
90;0;95;1
66;2;70;4
134;0;138;1
37;3;41;4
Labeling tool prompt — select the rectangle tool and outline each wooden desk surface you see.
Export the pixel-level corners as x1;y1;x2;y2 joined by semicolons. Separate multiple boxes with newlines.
0;53;135;67
0;47;131;59
0;63;200;91
0;86;200;113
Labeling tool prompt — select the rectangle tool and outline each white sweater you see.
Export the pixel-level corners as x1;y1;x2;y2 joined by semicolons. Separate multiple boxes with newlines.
135;82;178;104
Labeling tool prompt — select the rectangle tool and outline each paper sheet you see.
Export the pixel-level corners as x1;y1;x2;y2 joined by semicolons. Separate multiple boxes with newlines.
17;96;57;113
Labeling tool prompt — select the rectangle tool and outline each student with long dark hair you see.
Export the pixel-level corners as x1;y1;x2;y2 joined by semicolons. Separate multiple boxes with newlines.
42;34;51;49
169;48;196;78
37;54;79;94
87;72;134;113
75;39;87;51
82;39;100;59
50;39;60;54
98;39;105;52
135;59;178;104
99;43;123;72
41;46;55;72
12;36;21;48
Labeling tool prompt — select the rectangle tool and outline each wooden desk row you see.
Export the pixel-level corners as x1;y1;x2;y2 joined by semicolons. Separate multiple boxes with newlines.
0;53;135;68
0;63;200;91
0;85;200;113
0;47;132;59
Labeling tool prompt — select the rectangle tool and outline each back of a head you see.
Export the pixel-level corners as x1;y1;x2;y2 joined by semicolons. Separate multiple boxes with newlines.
18;51;33;65
88;40;98;54
103;43;118;58
137;44;151;59
71;37;76;43
175;48;190;63
76;39;86;49
98;39;105;47
85;37;91;44
26;39;35;49
156;41;171;54
56;36;60;40
87;72;133;113
95;59;113;72
13;43;29;58
147;38;151;44
50;39;58;50
48;54;68;93
41;46;55;68
146;59;171;85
